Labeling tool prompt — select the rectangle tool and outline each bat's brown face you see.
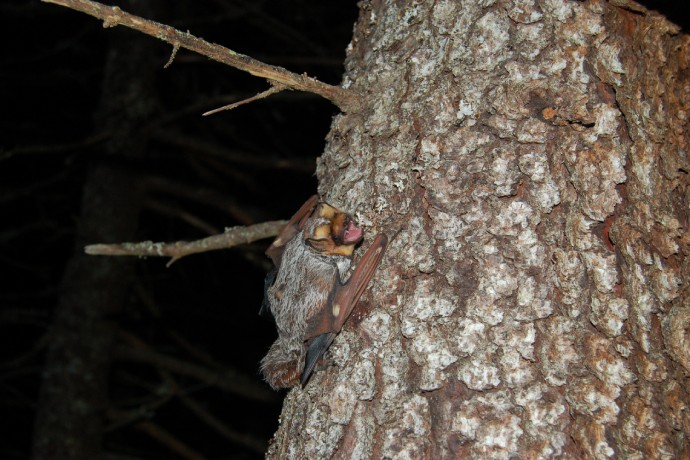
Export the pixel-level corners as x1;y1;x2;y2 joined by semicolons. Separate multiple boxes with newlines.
305;203;363;257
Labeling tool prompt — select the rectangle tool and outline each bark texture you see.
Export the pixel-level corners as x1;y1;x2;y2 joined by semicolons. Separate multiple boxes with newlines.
268;0;689;459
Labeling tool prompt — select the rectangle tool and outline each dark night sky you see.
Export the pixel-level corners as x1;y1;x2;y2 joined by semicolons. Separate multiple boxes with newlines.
1;1;358;458
1;1;687;459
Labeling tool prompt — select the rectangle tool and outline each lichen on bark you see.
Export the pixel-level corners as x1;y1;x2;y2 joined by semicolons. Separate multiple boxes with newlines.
267;1;690;458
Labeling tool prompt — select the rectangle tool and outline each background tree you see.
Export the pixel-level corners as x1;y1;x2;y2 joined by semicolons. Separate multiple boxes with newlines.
2;0;688;459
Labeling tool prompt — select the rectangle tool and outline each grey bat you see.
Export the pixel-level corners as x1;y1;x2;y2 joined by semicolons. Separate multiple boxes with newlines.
260;195;388;389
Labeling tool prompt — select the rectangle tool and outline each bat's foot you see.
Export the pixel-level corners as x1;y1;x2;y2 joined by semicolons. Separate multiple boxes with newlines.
260;339;303;389
262;360;300;390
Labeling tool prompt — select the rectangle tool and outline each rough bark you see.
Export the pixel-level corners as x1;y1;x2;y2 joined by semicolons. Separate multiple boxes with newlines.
267;0;689;459
31;2;157;457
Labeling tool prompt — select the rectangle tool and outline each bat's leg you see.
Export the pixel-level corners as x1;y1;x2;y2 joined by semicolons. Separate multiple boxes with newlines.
265;195;318;266
261;337;302;389
304;233;388;339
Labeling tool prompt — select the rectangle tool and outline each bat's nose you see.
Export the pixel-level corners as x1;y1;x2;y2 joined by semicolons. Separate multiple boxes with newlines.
343;219;363;244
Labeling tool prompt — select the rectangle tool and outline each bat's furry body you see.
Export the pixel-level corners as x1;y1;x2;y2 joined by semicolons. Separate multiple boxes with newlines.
260;197;387;389
261;228;350;388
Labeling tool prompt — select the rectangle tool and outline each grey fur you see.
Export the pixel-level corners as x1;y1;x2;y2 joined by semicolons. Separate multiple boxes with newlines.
261;224;351;389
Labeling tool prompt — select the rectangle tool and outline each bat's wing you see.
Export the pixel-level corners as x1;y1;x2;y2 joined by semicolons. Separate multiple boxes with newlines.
301;332;336;386
265;195;318;267
300;234;387;385
259;266;278;319
303;233;388;349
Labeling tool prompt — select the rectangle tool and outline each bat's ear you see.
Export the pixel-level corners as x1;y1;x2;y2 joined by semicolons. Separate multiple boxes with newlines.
266;195;318;266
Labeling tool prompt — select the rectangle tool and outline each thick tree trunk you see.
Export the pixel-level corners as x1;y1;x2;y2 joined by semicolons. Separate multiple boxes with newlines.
268;0;689;458
31;2;157;457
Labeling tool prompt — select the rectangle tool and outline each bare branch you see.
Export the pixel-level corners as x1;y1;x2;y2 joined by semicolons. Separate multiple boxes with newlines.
145;198;221;236
114;343;277;404
203;84;287;116
114;332;271;453
85;220;287;266
1;131;110;161
130;417;207;460
42;0;358;111
144;176;255;225
179;395;267;454
163;42;180;69
149;132;316;173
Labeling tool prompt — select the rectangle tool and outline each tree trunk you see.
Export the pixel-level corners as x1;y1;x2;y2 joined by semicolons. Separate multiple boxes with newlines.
268;0;689;458
31;2;157;457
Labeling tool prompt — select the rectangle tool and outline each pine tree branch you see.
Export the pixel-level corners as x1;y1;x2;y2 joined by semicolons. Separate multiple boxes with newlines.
42;0;359;111
85;220;287;266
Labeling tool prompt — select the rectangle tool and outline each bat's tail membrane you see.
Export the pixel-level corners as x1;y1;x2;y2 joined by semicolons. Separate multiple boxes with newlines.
301;332;336;386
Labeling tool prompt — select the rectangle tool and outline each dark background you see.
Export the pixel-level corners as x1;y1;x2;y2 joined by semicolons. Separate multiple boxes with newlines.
0;1;687;459
1;1;357;459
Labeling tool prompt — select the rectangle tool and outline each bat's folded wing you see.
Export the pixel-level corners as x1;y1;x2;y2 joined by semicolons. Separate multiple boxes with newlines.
301;332;336;386
300;233;388;385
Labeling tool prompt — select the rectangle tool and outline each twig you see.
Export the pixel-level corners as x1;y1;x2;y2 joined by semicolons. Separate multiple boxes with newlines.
105;392;174;432
1;131;110;161
85;220;287;266
203;84;287;116
150;131;315;173
133;418;207;460
42;0;358;111
0;332;50;369
117;332;270;453
144;175;255;225
113;343;278;403
163;42;180;69
168;330;225;370
145;198;221;236
179;395;267;454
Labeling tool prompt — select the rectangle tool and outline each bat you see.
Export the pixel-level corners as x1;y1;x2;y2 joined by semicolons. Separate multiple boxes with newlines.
260;195;388;389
